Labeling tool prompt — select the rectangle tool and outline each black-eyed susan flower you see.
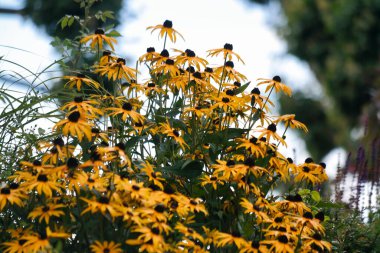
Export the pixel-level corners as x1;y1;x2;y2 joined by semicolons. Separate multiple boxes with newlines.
261;235;295;253
139;47;161;63
1;238;29;253
53;111;93;141
214;60;247;82
81;195;120;218
255;123;287;146
28;202;65;224
140;161;164;190
95;58;136;81
63;73;100;91
107;101;145;123
274;114;308;133
236;137;265;158
174;49;208;70
159;121;189;150
301;233;332;252
214;231;247;249
22;228;69;253
25;174;62;198
257;76;292;97
207;43;245;63
61;96;103;117
152;58;181;76
80;28;117;51
240;198;270;224
99;50;117;65
200;174;224;190
240;240;269;253
0;184;26;211
90;240;123;253
147;20;184;43
294;165;322;185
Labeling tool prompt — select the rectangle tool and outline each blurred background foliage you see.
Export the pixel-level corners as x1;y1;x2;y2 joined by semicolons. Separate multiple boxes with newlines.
248;0;380;163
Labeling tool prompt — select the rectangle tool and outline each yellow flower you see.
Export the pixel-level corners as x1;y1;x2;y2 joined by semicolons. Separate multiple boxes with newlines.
240;198;269;224
53;111;93;141
257;76;292;96
207;43;245;63
214;60;247;82
80;28;117;51
152;58;181;76
214;231;247;249
159;121;189;150
240;240;269;253
1;238;29;253
174;48;208;70
90;241;123;253
95;58;136;81
139;47;161;63
274;114;308;133
62;73;100;91
60;96;103;118
107;102;145;123
140;161;165;190
147;20;184;43
0;183;26;211
81;195;120;218
25;174;62;198
255;123;287;146
261;235;295;253
28;203;65;224
301;233;332;252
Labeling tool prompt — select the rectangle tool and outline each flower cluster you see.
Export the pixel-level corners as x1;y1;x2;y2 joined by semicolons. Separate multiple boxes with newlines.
0;19;331;253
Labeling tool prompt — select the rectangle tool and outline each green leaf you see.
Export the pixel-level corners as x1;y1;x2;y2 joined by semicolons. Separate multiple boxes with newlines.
107;30;122;37
234;81;251;95
311;190;321;203
68;16;75;27
162;160;204;178
61;16;68;29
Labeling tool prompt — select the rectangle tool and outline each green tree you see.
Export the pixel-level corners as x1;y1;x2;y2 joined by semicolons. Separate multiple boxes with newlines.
249;0;380;162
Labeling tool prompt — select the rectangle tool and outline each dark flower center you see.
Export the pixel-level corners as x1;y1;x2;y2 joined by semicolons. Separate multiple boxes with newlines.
303;212;313;219
9;183;19;189
98;196;110;204
132;185;140;191
225;61;234;68
234;81;241;87
315;212;325;222
210;176;217;181
165;59;175;65
164;185;174;194
267;123;277;132
87;178;95;183
154;204;165;213
186;66;195;73
37;174;48;182
226;160;235;166
274;217;283;223
287;157;293;164
68;111;81;123
224;43;233;50
151;227;160;235
193;72;202;79
226;89;235;96
170;199;178;209
148;82;155;87
135;122;143;127
251;87;260;95
190;200;198;205
122;102;133;111
77;73;86;78
163;20;173;28
102;50;111;56
18;239;27;245
312;233;322;241
53;137;64;147
103;249;110;253
186;49;195;57
1;187;10;195
305;157;314;163
278;235;288;244
42;206;50;212
251;241;260;249
172;130;180;137
95;28;105;34
67;157;79;169
249;137;258;144
205;67;213;73
74;96;84;103
151;172;157;178
272;75;281;82
222;97;230;103
33;160;42;166
116;142;126;150
244;157;255;167
294;194;303;202
302;166;310;173
147;47;155;53
117;58;126;64
91;128;100;134
319;162;326;169
160;49;169;57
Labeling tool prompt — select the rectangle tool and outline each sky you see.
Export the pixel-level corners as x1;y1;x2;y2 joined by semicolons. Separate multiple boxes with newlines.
0;0;344;178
